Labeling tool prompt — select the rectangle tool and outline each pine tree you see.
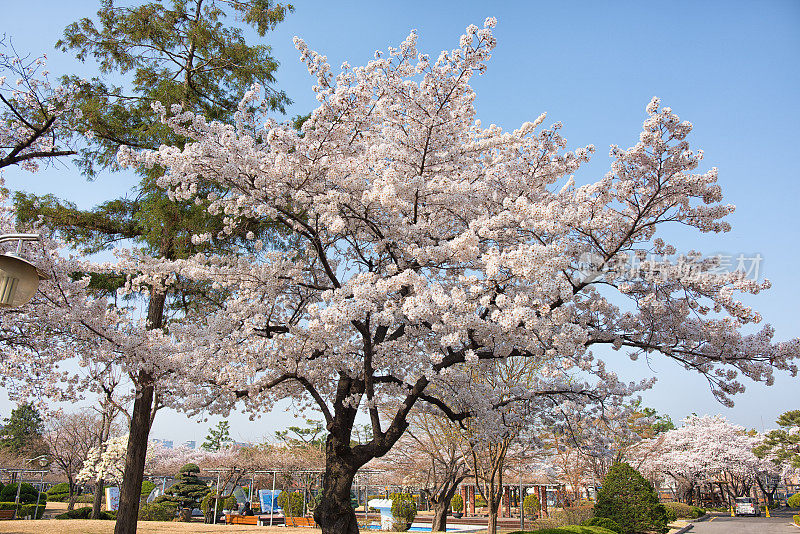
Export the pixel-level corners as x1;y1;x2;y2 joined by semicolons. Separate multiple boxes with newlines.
202;421;233;452
0;402;47;454
12;3;292;533
754;410;800;469
155;463;210;509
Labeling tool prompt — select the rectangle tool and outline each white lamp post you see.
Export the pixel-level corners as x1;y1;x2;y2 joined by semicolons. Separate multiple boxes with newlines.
0;234;47;307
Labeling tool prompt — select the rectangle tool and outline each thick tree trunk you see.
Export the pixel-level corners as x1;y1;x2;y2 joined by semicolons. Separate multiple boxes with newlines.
67;476;76;511
113;373;155;534
314;454;359;534
431;500;450;532
430;477;464;532
487;504;498;534
113;291;164;534
92;478;105;519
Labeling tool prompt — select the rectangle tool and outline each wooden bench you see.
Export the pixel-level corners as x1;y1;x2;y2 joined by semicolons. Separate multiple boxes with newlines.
227;513;259;525
0;510;15;520
285;516;317;528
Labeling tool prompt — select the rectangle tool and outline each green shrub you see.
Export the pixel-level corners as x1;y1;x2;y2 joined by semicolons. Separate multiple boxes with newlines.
0;483;46;504
74;494;95;503
141;480;157;501
582;517;622;533
55;507;91;519
661;501;705;519
154;463;209;510
524;494;541;516
506;527;617;534
788;493;800;508
54;506;115;520
793;514;799;526
542;505;594;528
201;492;222;516
451;494;464;513
0;502;46;519
138;502;177;521
276;491;304;517
593;462;668;534
47;482;70;501
391;493;417;531
201;491;238;517
475;495;487;508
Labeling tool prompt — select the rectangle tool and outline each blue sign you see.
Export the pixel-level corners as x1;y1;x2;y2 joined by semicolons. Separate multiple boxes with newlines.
258;489;282;513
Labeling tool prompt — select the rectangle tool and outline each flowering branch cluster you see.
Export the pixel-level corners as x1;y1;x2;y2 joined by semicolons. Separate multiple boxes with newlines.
0;39;78;172
113;19;799;457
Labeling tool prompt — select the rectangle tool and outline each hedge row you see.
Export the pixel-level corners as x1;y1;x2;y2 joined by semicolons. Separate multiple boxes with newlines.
660;502;705;520
55;506;116;520
0;502;47;519
507;527;617;534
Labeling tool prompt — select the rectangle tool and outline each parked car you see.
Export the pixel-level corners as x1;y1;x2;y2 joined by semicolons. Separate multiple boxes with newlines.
734;497;761;516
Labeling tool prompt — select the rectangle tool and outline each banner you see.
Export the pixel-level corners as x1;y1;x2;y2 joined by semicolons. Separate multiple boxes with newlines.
258;489;282;513
105;486;120;511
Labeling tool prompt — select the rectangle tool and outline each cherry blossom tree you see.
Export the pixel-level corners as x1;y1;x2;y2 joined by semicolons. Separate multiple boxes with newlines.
643;415;781;505
114;18;800;534
381;409;468;531
43;410;102;510
0;39;76;171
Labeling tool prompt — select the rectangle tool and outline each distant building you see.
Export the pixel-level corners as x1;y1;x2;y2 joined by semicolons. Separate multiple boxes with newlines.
151;438;174;449
182;440;196;449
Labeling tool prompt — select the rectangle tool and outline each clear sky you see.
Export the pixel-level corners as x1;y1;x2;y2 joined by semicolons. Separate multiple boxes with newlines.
1;1;799;443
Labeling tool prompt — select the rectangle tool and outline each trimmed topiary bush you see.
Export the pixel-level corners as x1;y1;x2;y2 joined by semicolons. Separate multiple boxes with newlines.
506;527;617;534
593;462;668;534
451;494;464;513
141;480;157;502
788;493;800;508
138;502;176;521
47;482;70;501
391;493;417;531
661;501;705;519
0;502;46;519
54;506;115;520
523;494;541;516
582;517;622;533
0;483;46;504
154;463;209;510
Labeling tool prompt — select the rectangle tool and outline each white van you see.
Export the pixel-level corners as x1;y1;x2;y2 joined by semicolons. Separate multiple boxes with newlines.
734;497;760;517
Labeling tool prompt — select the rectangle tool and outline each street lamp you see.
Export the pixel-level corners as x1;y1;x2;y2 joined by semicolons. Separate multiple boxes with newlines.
0;234;47;307
22;455;49;520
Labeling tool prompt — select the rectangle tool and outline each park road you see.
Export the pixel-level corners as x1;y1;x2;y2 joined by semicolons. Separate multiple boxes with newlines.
689;510;798;534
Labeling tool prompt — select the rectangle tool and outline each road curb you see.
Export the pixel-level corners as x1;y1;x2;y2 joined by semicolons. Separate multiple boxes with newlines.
670;524;693;534
693;513;712;522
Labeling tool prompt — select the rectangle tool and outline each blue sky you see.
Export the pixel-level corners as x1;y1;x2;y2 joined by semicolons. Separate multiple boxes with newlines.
2;1;799;443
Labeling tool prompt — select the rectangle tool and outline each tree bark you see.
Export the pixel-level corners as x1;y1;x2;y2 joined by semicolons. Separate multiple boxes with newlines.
431;500;450;532
314;453;359;534
487;497;499;534
113;372;155;534
113;291;164;534
430;476;464;532
92;478;105;518
67;476;76;511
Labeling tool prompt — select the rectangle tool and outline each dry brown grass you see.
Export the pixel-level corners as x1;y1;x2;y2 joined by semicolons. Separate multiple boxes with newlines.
0;520;311;534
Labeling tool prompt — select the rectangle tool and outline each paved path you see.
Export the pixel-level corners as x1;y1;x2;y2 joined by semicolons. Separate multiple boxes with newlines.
690;510;798;534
